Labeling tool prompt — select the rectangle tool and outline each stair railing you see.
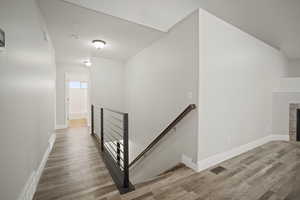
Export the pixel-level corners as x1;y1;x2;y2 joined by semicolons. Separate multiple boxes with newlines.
129;104;196;168
91;104;196;194
91;105;134;194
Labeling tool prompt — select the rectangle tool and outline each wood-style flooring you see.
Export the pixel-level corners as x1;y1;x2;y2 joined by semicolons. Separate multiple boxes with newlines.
68;119;87;128
34;127;300;200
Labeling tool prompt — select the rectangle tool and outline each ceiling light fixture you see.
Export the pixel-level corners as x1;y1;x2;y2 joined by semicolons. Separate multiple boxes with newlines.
92;39;106;49
83;60;92;67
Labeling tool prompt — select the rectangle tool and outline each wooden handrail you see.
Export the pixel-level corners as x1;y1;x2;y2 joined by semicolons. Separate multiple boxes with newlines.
103;107;127;115
129;104;196;168
93;105;127;115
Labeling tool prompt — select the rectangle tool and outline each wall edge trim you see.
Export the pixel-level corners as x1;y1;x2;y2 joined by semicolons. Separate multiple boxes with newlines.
55;124;68;130
18;133;56;200
181;154;198;171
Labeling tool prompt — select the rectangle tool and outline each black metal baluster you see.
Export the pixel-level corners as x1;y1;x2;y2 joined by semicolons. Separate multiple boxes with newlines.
123;113;129;188
101;108;104;151
117;142;121;166
91;105;94;135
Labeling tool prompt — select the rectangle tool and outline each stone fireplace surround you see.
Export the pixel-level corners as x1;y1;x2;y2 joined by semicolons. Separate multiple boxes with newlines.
289;103;300;141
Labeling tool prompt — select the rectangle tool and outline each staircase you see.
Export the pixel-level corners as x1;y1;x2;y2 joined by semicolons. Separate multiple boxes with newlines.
91;104;197;194
134;163;193;189
112;163;195;199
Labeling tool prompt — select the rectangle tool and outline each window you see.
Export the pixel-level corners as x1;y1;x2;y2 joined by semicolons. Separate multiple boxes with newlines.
81;82;88;89
69;81;88;89
69;81;80;88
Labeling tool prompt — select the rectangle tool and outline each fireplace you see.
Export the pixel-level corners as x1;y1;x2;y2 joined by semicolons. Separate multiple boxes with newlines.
289;104;300;141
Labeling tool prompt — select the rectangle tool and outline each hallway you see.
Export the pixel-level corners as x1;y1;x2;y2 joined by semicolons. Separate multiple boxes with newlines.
34;128;119;200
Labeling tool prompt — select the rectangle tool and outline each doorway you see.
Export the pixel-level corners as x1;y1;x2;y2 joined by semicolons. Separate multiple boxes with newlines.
65;73;90;128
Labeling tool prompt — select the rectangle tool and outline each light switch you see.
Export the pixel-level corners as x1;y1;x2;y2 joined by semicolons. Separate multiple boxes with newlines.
0;28;5;47
0;28;5;52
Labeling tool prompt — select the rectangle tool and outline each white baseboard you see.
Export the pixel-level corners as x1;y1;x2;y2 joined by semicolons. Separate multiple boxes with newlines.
181;154;198;171
55;124;68;130
182;134;289;173
196;134;289;172
18;134;56;200
270;134;289;141
17;172;35;200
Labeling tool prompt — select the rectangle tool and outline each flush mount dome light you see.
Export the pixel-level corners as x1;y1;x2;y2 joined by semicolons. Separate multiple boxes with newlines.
83;60;92;67
92;39;106;49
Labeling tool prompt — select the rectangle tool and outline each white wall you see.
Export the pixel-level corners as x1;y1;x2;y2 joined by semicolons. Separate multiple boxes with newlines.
90;57;125;111
272;78;300;136
125;11;199;183
56;63;89;127
198;9;288;160
276;77;300;92
0;0;56;199
90;58;125;138
287;59;300;77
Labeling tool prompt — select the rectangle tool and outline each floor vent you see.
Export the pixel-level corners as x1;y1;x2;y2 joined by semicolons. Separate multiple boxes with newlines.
210;166;226;175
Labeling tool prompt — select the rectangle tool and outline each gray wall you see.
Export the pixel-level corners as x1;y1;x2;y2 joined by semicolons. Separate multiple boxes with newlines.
0;0;56;199
125;11;199;183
